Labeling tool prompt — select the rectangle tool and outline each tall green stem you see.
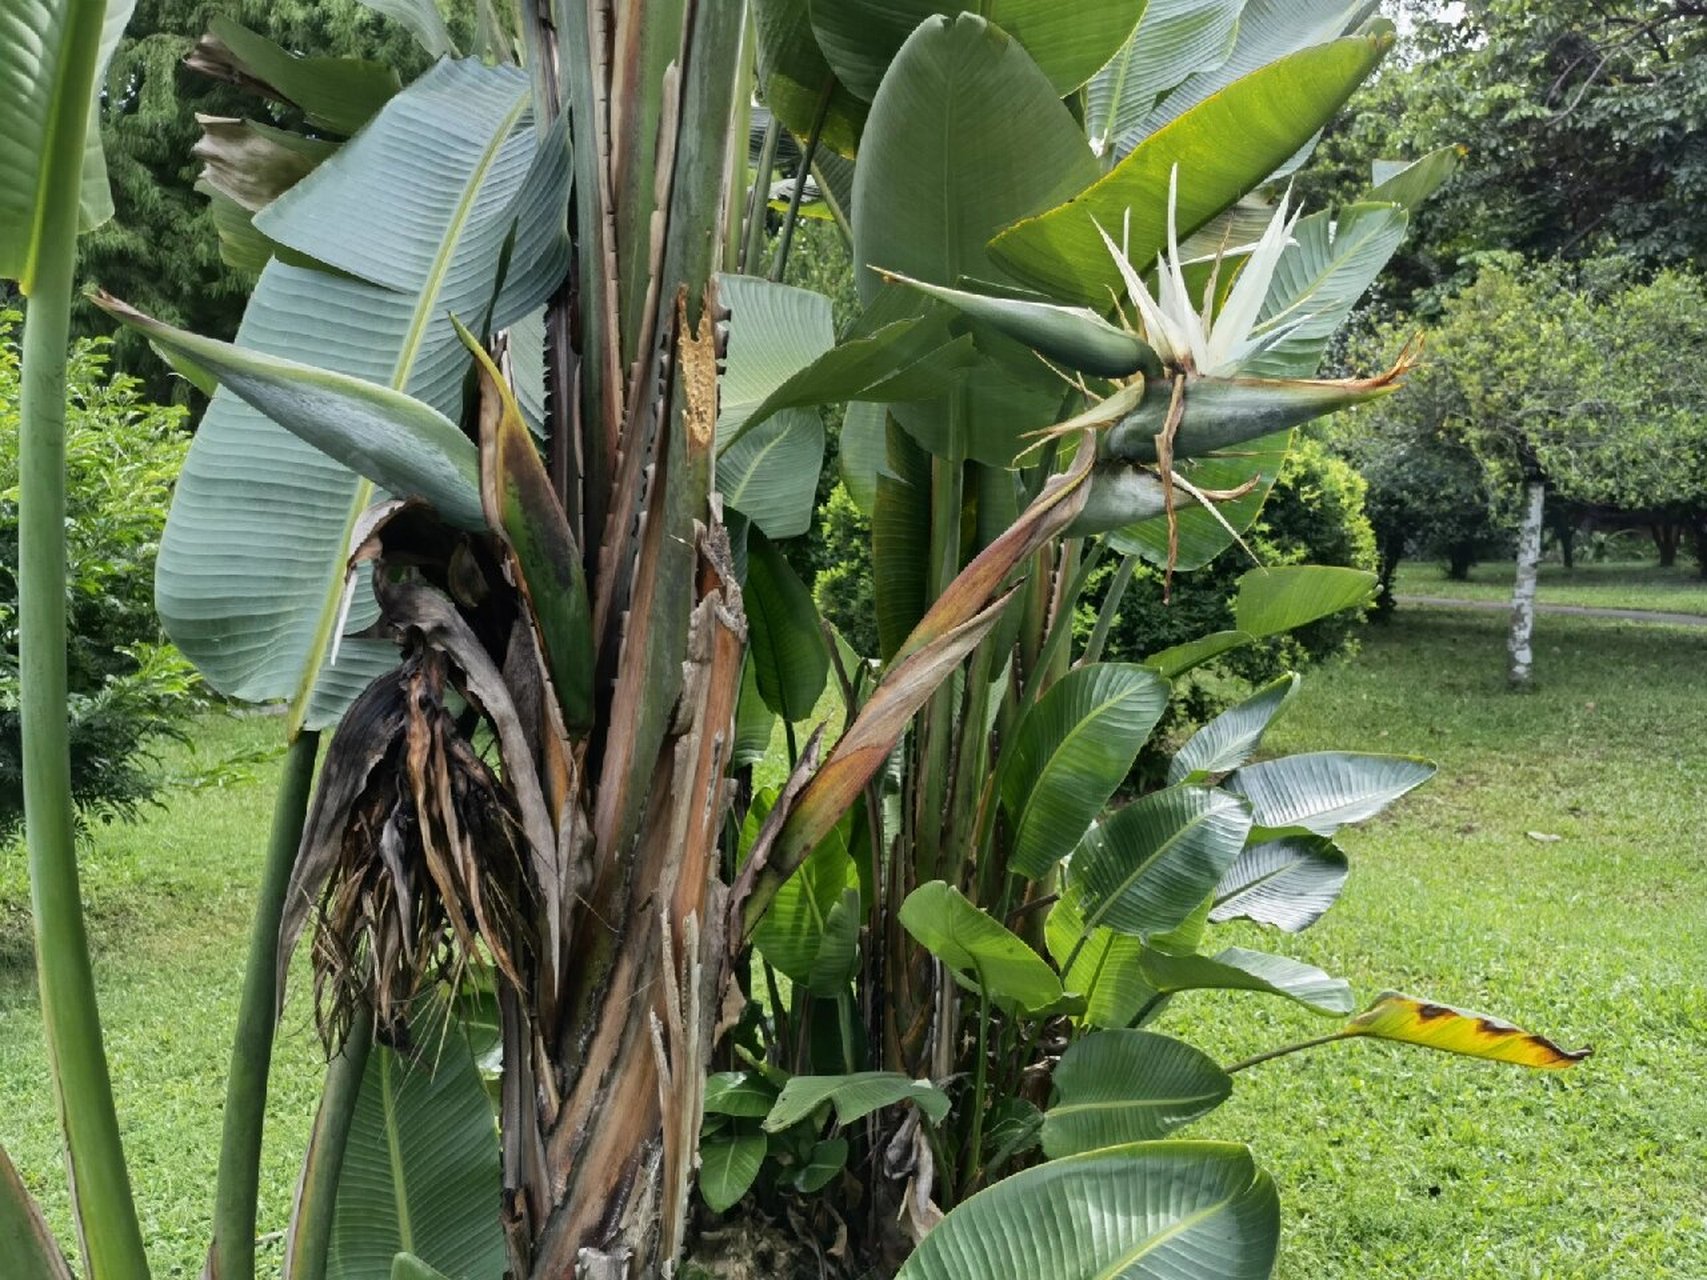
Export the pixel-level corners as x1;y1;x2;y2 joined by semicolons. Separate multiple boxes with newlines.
17;0;150;1271
282;1009;374;1280
209;731;320;1280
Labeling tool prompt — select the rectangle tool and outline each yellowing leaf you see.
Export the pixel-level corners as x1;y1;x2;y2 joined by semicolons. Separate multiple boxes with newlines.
1345;993;1590;1069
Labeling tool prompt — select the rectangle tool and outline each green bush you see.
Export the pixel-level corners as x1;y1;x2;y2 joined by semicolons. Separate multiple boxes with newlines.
0;313;199;833
811;483;878;660
1085;440;1377;779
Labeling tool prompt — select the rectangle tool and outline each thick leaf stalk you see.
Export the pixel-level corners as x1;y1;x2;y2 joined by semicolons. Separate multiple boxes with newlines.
12;0;150;1270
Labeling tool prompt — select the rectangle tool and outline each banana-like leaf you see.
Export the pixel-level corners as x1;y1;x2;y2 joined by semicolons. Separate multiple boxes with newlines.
193;116;335;212
895;1141;1279;1280
1086;0;1242;160
747;532;831;723
356;0;457;58
715;278;836;517
0;0;133;288
1343;994;1590;1068
813;0;1144;100
1243;203;1409;379
327;1017;505;1280
1209;835;1348;932
838;400;887;514
1369;145;1460;210
1046;883;1156;1028
1074;786;1252;939
748;796;858;989
1041;1030;1231;1157
752;0;866;155
1226;751;1434;838
790;1137;849;1193
1001;662;1170;879
1122;0;1382;159
764;1072;951;1132
95;293;485;528
852;13;1098;465
872;426;932;660
880;269;1157;377
197;15;400;137
1169;673;1299;784
1141;945;1355;1015
1142;629;1253;679
0;1144;72;1280
698;1129;767;1213
989;30;1393;304
704;1071;779;1118
391;1255;454;1280
465;328;593;730
733;656;779;768
899;881;1063;1014
142;59;544;730
1234;564;1375;638
810;887;862;992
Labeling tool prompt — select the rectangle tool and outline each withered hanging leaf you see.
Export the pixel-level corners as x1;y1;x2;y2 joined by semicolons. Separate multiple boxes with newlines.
1344;993;1590;1069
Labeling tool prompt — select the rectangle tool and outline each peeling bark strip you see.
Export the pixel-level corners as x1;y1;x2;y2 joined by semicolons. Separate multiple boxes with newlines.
1509;478;1546;685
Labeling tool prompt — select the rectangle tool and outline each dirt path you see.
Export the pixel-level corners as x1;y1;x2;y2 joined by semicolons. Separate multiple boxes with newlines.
1397;595;1707;627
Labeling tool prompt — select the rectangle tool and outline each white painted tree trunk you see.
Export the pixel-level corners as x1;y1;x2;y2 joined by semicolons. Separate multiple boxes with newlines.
1509;479;1546;686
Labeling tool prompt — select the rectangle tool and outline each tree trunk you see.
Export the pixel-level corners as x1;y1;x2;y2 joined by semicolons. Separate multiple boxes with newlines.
1446;540;1476;581
1654;519;1681;567
1509;479;1546;686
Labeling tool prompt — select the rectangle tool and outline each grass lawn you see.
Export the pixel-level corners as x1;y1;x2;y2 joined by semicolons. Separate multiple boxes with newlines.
1394;558;1707;616
1165;609;1707;1278
3;609;1704;1277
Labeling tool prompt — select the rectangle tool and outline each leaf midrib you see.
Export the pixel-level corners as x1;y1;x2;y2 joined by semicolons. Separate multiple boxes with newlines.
1082;796;1219;936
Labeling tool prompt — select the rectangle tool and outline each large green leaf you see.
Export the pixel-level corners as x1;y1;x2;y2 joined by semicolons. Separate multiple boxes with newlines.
1368;145;1460;210
838;400;887;514
698;1130;768;1213
714;277;832;538
895;1141;1279;1280
1046;882;1155;1029
327;1018;505;1280
1074;786;1252;938
764;1072;951;1131
1209;835;1348;932
1041;1030;1231;1157
1225;752;1434;837
203;15;400;137
703;1071;780;1119
1169;673;1298;784
355;0;457;58
146;59;551;730
899;881;1063;1015
1242;203;1409;379
750;808;858;989
1140;945;1355;1014
1233;564;1375;638
95;295;484;528
1142;629;1253;679
0;0;132;288
746;531;831;723
872;419;932;660
988;30;1393;304
1129;0;1381;155
1085;0;1241;160
1001;663;1170;879
851;12;1098;464
813;0;1145;100
753;0;866;154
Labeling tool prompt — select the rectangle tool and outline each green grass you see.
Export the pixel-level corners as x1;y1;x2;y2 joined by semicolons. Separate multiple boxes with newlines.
1394;558;1707;616
1163;609;1707;1278
4;611;1704;1277
0;714;323;1278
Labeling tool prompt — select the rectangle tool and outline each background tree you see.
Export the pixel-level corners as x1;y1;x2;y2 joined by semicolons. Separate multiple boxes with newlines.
1303;0;1707;311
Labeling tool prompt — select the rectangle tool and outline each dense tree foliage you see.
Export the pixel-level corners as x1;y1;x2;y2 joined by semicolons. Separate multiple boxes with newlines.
74;0;440;396
0;314;197;832
1305;0;1707;309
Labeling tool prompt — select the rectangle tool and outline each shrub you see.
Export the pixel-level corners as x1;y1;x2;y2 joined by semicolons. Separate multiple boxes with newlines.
0;314;198;833
811;483;878;660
